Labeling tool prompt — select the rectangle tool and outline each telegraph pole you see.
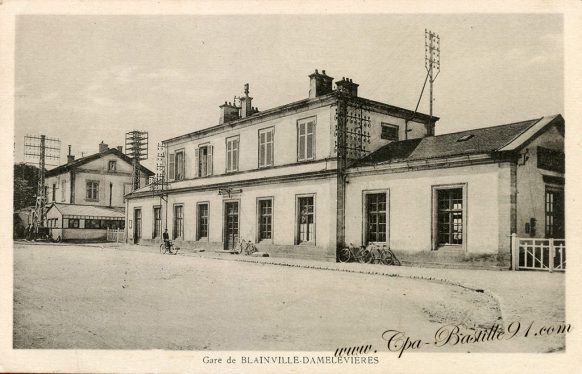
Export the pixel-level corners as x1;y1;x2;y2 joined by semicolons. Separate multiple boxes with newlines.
125;130;149;191
425;29;440;135
24;134;61;235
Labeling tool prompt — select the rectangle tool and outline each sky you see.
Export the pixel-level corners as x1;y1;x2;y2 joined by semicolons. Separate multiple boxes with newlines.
14;14;563;171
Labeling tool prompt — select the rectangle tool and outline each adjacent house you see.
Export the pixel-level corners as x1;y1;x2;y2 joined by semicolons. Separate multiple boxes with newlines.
44;142;154;241
125;70;564;263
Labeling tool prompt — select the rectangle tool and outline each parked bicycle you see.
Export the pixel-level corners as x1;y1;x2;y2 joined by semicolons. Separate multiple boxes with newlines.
232;238;259;255
359;243;401;266
244;241;258;255
337;243;369;263
160;240;180;255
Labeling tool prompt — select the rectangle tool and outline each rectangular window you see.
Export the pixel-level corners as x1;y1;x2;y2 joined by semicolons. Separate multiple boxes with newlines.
153;207;162;239
52;184;56;202
197;145;213;177
297;118;316;161
366;193;387;243
69;219;80;228
108;160;117;172
226;136;239;172
61;180;66;201
175;150;185;180
381;123;399;141
258;198;273;240
545;188;564;238
297;196;315;244
86;181;99;201
173;205;184;240
197;203;209;240
538;147;565;173
437;188;464;246
85;219;101;229
258;127;274;168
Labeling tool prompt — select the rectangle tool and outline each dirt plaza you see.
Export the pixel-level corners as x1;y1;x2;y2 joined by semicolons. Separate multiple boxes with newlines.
13;242;565;353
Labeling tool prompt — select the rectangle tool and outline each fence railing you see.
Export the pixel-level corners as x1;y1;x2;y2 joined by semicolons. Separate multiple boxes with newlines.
511;233;565;272
106;228;126;243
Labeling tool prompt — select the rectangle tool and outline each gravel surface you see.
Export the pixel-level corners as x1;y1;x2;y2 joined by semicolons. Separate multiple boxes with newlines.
13;242;565;353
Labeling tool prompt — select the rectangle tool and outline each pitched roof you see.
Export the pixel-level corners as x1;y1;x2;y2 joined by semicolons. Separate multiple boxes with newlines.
357;115;563;166
48;203;125;219
45;148;154;177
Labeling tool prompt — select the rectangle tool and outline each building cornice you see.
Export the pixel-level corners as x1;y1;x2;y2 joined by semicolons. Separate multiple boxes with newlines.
126;168;337;199
347;153;515;177
163;92;436;146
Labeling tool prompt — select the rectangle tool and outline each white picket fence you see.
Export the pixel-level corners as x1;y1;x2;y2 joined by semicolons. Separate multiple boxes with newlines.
511;234;565;272
106;228;126;243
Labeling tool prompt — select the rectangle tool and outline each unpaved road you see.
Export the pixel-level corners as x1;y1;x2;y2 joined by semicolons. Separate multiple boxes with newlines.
13;243;559;353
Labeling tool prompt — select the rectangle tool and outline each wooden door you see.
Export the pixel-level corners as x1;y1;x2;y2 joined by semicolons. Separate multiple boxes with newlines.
224;202;239;250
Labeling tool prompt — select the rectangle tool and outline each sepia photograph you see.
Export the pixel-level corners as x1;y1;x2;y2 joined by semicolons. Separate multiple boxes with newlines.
1;1;581;373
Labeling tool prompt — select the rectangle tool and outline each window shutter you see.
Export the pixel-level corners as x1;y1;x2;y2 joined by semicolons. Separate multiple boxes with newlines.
168;153;175;180
207;145;213;175
298;123;306;160
259;132;265;167
194;147;199;177
267;130;273;165
181;152;186;180
234;139;239;171
307;122;315;159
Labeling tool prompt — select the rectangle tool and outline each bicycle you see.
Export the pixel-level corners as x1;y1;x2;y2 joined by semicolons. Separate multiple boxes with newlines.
359;243;401;265
337;243;369;263
232;238;248;254
244;241;258;255
232;239;259;255
160;240;179;255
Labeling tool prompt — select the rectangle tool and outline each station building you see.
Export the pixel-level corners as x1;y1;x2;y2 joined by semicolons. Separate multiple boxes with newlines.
44;143;153;241
125;70;564;262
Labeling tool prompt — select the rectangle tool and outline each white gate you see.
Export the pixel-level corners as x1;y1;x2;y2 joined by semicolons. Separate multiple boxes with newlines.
106;228;126;243
511;234;565;272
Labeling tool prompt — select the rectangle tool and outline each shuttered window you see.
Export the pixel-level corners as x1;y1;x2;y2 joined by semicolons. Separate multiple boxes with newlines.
259;127;274;168
174;150;185;180
197;145;213;177
226;136;239;172
298;118;316;161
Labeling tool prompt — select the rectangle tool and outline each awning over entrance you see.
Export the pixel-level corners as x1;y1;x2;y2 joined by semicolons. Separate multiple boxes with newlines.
48;203;125;220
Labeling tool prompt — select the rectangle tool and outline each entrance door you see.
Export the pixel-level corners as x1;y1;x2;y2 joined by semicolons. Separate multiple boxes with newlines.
224;202;239;250
545;188;564;238
134;208;142;244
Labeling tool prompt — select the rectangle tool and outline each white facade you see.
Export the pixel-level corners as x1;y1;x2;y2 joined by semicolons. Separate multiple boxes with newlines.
126;72;434;261
46;149;150;208
126;71;564;264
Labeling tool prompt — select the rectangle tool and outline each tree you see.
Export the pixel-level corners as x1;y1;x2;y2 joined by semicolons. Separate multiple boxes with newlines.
13;163;40;211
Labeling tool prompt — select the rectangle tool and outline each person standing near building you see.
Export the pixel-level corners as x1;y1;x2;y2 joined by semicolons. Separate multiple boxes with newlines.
162;228;170;250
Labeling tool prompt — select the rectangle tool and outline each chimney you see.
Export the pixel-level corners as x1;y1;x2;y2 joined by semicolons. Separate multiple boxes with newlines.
99;141;109;153
336;77;359;97
308;69;333;98
116;146;123;152
239;83;256;118
67;145;75;163
219;101;240;124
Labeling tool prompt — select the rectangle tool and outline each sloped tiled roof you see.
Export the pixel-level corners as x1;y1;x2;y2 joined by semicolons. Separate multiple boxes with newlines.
357;115;562;166
46;148;154;177
48;203;125;219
